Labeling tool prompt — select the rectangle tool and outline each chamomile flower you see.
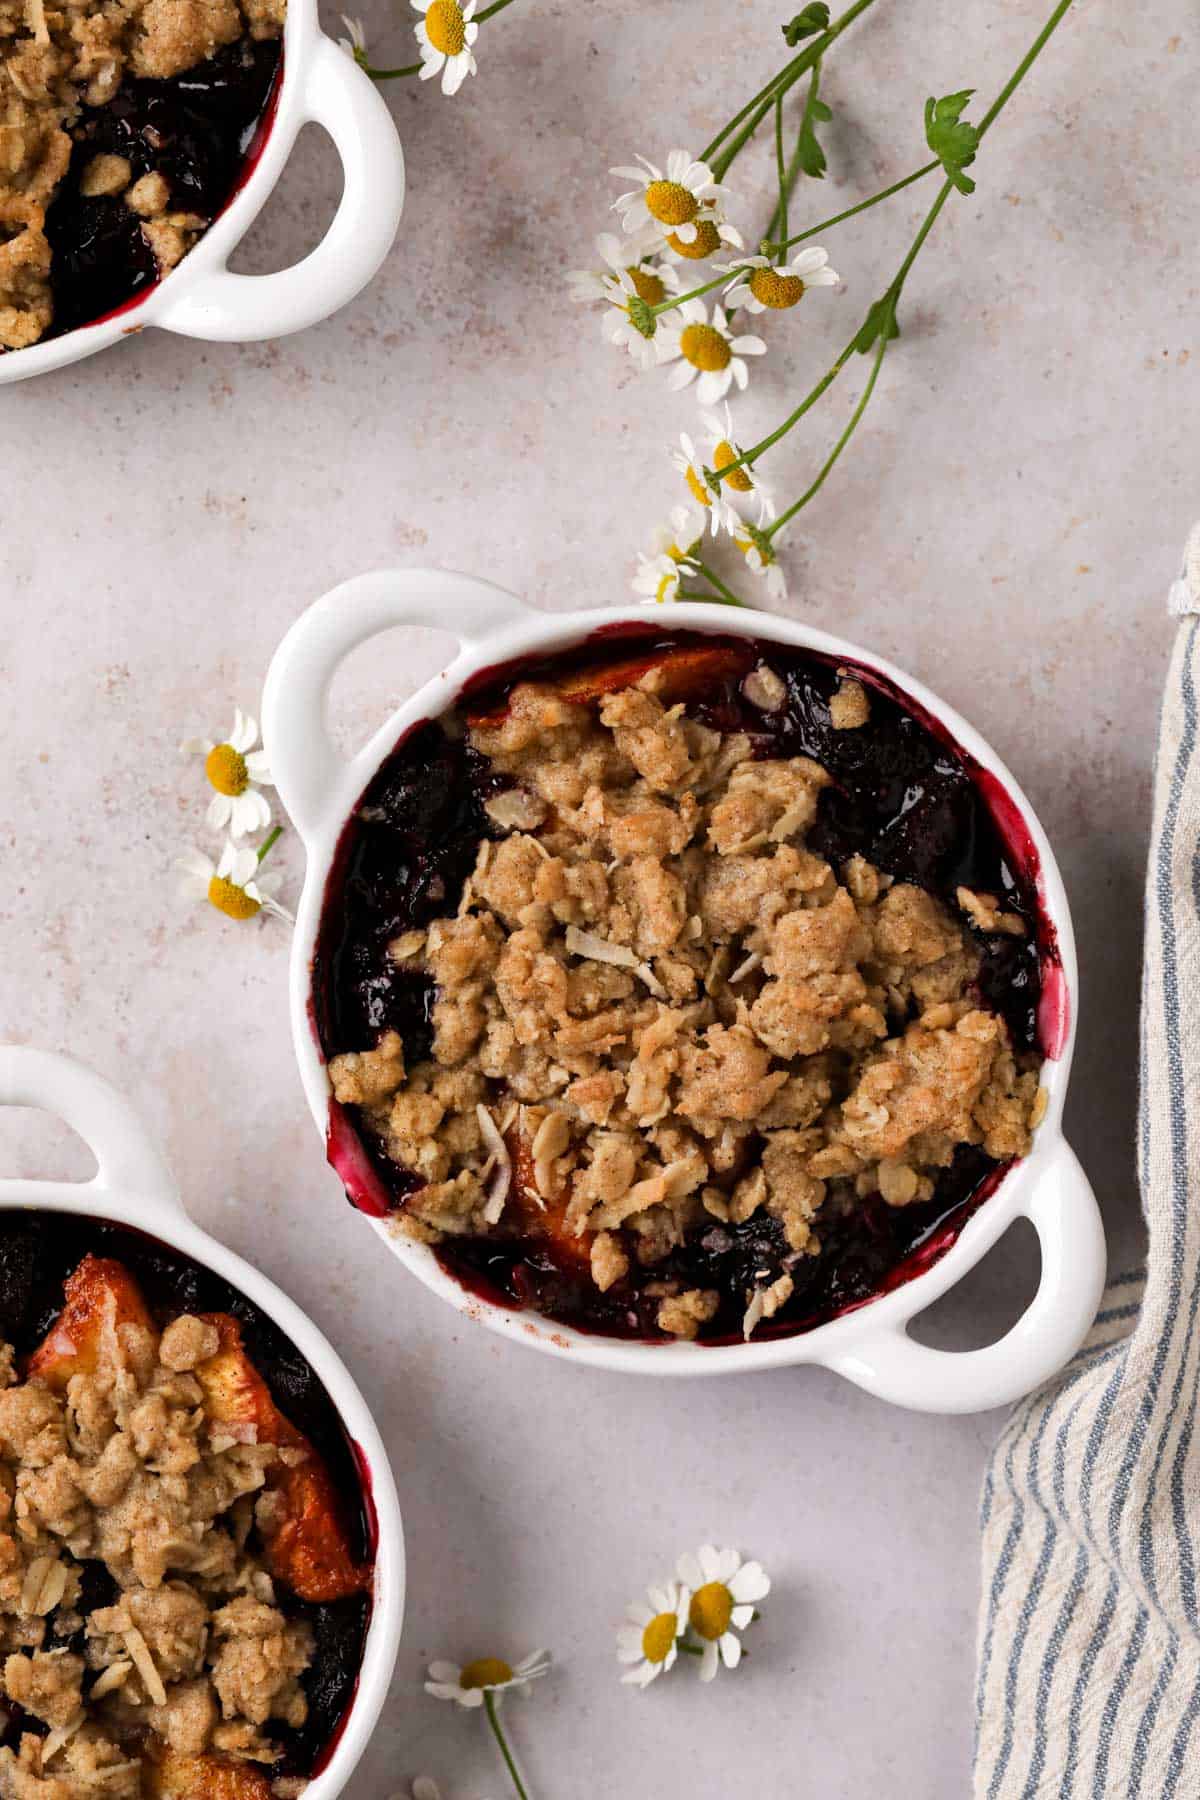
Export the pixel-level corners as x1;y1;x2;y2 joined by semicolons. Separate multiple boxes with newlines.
722;246;839;313
610;151;727;248
425;1651;551;1708
662;213;744;263
699;403;775;524
676;1546;770;1681
616;1579;690;1686
338;13;368;62
670;431;741;536
568;235;680;369
412;0;478;95
735;527;788;602
658;300;765;407
180;709;273;840
567;232;676;305
175;841;292;924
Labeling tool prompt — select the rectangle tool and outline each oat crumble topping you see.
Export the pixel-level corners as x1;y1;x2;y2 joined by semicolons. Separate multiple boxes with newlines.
0;1253;366;1796
0;0;285;348
327;649;1046;1343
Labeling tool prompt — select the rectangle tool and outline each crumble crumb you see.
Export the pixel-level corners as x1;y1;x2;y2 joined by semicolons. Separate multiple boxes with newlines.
828;674;871;730
656;1288;720;1340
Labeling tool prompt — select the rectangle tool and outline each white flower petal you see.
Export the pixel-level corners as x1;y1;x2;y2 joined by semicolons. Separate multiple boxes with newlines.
205;792;232;832
244;750;272;784
229;709;257;752
730;335;767;355
677;1552;705;1589
698;1639;720;1682
179;736;213;756
730;1602;756;1630
729;1560;770;1604
719;1631;742;1670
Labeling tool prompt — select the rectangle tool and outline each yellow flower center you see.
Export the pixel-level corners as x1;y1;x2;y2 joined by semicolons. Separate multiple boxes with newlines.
425;0;466;55
679;322;730;373
205;743;248;797
714;440;753;492
459;1657;513;1690
207;877;260;921
645;180;697;227
667;220;721;260
689;1581;733;1641
749;267;806;309
641;1612;678;1662
626;264;667;306
683;464;711;510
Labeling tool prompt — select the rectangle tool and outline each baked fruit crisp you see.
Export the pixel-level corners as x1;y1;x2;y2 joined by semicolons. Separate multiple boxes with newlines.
0;1215;372;1796
318;630;1051;1345
0;0;285;349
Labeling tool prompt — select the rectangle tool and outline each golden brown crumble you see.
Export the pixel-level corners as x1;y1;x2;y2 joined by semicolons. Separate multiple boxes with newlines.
0;0;285;348
0;1254;364;1796
330;669;1043;1340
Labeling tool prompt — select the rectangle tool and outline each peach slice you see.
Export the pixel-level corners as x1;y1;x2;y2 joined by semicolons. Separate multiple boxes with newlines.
468;641;753;728
506;1125;592;1271
146;1749;273;1800
25;1255;156;1390
193;1314;368;1603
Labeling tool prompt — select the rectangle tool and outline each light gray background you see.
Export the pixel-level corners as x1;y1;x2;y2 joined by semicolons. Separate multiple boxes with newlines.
1;0;1194;1792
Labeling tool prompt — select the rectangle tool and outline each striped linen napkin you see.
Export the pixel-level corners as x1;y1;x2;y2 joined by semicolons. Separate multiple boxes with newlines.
973;523;1200;1799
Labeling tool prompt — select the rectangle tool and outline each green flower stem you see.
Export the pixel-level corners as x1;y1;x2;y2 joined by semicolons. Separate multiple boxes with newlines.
484;1692;531;1800
256;826;283;865
684;557;746;608
974;0;1075;136
361;0;520;81
773;92;789;253
706;329;860;487
766;159;939;256
707;0;878;178
762;93;815;249
764;328;889;537
712;0;1077;490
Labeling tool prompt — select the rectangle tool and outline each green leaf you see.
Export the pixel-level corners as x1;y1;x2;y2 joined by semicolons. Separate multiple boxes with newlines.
853;293;899;356
782;3;829;46
924;88;979;195
797;92;833;179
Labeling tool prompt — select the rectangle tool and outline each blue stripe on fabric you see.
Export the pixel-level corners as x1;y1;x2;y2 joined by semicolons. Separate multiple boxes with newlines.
986;1399;1061;1800
1018;1366;1125;1800
975;1402;1041;1755
1162;1670;1200;1799
1092;1610;1149;1796
1064;1573;1121;1791
1127;1634;1178;1798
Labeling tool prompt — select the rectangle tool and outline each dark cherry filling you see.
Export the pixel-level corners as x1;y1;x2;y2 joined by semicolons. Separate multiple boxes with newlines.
315;628;1053;1344
0;1212;370;1775
42;37;280;339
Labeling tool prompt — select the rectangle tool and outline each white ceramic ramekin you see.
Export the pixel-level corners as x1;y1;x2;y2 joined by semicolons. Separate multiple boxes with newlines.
263;570;1107;1413
0;1044;403;1794
0;0;404;384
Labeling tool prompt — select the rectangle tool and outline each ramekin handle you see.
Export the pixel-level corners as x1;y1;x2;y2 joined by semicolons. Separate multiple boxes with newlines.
153;34;404;342
0;1047;186;1220
262;568;535;843
822;1139;1106;1414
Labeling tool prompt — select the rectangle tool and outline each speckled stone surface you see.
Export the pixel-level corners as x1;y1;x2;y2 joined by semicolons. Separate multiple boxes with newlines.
1;0;1196;1792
